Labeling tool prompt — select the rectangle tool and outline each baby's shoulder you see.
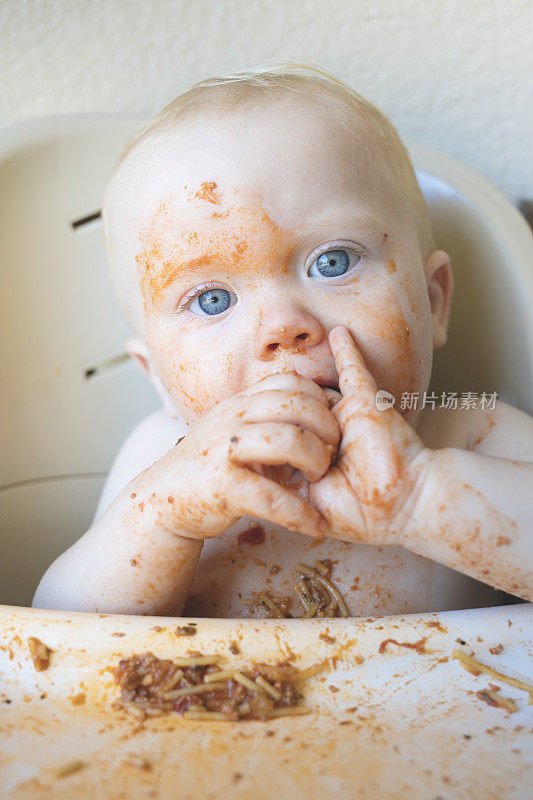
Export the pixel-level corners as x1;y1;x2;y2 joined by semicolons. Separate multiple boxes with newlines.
415;399;533;461
118;408;188;467
92;409;187;521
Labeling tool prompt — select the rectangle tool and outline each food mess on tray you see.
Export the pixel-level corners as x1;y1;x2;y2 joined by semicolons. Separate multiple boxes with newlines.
112;652;323;722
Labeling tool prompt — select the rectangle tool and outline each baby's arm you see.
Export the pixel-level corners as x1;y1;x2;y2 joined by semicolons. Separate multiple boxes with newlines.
32;374;338;615
33;411;198;615
396;401;533;599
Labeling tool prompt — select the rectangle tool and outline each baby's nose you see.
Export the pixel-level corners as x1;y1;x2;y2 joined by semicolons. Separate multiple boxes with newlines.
254;314;324;361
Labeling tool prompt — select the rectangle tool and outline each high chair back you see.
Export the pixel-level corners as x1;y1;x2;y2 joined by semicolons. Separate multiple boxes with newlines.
1;115;532;607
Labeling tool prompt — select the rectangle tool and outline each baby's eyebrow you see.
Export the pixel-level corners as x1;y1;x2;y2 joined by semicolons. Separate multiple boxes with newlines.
170;213;382;279
294;212;385;241
170;254;226;277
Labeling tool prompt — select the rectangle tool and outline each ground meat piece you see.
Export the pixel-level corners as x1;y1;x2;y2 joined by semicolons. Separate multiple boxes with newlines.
28;637;51;671
248;692;275;719
227;679;249;704
238;525;266;545
208;698;240;721
176;625;197;636
279;682;299;707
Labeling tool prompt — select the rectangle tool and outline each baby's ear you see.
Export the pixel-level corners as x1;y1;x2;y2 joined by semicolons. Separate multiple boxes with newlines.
126;338;178;417
424;250;453;349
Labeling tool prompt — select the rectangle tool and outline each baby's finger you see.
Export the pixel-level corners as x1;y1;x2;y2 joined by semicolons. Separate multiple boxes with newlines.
236;390;339;447
323;387;342;409
329;326;377;406
228;467;328;538
242;372;328;405
309;465;368;541
228;422;334;483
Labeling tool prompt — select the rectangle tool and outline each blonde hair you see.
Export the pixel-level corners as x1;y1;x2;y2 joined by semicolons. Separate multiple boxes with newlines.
103;62;434;333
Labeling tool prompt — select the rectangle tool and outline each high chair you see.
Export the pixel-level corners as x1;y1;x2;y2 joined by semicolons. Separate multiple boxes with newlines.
1;115;531;799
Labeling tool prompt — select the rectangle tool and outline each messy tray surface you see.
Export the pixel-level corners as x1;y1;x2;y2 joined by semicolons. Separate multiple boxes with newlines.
1;603;532;799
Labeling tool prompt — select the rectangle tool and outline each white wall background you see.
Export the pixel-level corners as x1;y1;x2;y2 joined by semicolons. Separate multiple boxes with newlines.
0;0;531;205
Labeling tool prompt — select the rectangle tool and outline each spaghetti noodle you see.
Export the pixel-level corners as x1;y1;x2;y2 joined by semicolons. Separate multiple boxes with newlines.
242;560;349;619
453;649;533;704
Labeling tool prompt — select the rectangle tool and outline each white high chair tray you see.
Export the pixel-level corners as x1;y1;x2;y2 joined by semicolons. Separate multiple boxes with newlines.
1;603;532;799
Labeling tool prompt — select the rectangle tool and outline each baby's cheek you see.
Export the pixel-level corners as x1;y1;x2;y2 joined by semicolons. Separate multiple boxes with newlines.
348;293;429;403
147;326;238;423
369;306;417;396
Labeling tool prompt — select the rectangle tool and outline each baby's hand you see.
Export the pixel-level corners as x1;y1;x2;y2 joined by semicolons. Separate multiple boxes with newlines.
309;326;432;545
138;373;340;540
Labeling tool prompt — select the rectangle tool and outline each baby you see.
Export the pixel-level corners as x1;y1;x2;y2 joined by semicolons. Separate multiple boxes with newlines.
33;65;533;617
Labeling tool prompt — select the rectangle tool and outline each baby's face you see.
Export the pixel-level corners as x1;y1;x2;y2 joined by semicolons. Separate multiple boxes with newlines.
121;97;439;425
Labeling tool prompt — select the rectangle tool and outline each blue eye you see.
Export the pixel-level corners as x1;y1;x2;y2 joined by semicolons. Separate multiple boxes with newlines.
189;288;235;316
308;248;360;278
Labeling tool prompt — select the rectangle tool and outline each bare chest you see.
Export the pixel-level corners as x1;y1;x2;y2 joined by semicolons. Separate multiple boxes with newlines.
182;509;501;618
